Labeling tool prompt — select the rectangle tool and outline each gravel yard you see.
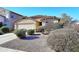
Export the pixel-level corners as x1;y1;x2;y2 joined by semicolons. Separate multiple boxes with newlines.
0;34;54;52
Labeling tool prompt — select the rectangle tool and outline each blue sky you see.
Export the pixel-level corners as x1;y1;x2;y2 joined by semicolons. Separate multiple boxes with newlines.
4;7;79;20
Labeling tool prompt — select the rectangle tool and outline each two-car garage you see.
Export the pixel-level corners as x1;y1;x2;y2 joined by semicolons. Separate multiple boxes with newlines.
14;19;36;30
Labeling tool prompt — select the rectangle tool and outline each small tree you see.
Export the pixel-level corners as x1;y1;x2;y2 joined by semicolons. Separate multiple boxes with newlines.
1;26;10;33
60;13;73;27
61;13;72;22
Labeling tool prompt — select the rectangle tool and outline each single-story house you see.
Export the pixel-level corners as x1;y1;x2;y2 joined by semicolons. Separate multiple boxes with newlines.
14;18;36;30
14;16;60;31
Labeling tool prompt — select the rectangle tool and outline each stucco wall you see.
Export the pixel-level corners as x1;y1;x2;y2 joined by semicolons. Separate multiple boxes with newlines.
0;16;6;24
0;8;23;29
15;19;36;30
8;12;23;29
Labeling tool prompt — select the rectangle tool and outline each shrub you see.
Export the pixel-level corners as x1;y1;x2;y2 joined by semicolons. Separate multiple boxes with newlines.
51;23;64;30
0;33;3;35
0;31;3;35
14;29;27;38
47;28;79;52
36;26;45;33
0;22;3;28
0;28;3;35
27;29;35;35
0;26;10;33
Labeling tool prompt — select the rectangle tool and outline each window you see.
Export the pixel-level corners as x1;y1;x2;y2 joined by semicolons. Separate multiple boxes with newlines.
10;14;16;19
46;21;48;23
11;15;14;18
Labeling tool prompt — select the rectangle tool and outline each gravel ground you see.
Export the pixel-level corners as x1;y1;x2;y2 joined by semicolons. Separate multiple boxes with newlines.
0;34;54;52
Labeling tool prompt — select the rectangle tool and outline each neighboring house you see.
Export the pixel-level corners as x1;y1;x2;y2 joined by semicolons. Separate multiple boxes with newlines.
59;19;65;25
0;8;24;30
0;15;6;24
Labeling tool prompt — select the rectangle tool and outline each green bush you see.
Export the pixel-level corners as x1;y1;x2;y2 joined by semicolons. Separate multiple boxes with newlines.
0;22;3;28
0;28;3;35
0;31;3;35
14;29;27;38
27;29;35;35
0;26;10;33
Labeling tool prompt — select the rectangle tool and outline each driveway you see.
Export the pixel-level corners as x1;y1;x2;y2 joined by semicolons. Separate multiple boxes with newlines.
0;34;54;52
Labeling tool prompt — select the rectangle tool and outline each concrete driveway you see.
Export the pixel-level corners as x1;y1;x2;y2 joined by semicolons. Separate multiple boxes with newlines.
0;33;54;52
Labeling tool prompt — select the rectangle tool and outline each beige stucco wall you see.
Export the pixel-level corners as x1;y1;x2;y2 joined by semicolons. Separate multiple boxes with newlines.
14;19;36;30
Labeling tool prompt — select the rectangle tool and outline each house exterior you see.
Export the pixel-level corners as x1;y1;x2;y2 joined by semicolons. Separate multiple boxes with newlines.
0;15;6;24
14;16;60;31
0;8;24;30
14;18;36;30
35;16;60;30
0;8;62;31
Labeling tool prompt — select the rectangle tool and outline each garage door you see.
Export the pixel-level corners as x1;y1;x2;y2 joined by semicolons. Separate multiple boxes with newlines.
17;24;36;30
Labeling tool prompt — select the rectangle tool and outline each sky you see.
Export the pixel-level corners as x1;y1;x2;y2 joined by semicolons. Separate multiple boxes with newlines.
4;7;79;20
